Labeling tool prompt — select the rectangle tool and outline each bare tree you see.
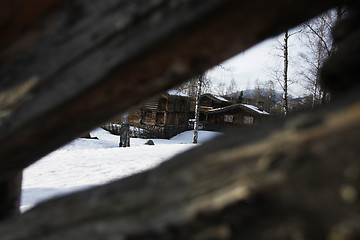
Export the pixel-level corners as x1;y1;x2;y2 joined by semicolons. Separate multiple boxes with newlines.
226;79;239;96
298;8;347;106
193;74;203;144
268;30;300;116
250;80;277;112
213;79;239;97
214;82;227;96
175;78;198;97
176;75;212;97
282;30;290;115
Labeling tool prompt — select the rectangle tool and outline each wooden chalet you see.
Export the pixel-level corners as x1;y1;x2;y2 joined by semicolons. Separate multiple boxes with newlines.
189;93;233;127
128;90;192;138
205;103;269;130
108;93;270;135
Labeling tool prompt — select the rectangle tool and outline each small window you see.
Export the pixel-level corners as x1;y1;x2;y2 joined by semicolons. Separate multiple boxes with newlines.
144;111;152;118
244;116;254;124
224;115;234;123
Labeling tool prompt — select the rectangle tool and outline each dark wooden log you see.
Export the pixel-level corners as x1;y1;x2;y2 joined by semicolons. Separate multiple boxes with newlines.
0;171;22;221
0;87;359;239
0;0;347;180
0;0;64;51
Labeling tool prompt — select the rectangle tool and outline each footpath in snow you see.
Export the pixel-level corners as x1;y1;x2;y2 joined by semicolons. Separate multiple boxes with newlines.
21;128;221;212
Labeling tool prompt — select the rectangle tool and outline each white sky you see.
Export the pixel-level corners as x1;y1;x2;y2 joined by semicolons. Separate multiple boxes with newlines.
207;39;275;90
207;29;308;98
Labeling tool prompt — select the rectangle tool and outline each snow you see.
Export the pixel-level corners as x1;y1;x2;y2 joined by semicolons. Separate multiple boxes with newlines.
242;104;269;115
167;90;189;97
205;103;269;116
21;128;221;212
213;95;229;102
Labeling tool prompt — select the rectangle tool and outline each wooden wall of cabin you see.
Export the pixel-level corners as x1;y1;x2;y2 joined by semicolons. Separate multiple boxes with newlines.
166;112;191;126
129;110;141;125
116;95;192;128
167;97;190;112
165;96;191;126
137;99;160;126
206;109;261;129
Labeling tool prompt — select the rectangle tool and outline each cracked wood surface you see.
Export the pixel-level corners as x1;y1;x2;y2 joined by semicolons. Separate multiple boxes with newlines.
0;0;347;179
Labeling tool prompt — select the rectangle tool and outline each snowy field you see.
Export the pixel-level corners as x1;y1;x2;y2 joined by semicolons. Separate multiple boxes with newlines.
21;128;221;212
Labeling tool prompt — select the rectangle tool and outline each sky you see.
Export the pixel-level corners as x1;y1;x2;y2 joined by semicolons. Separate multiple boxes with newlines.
207;39;276;90
207;30;308;98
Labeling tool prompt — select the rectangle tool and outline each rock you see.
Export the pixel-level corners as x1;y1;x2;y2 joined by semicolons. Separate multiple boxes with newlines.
145;140;155;145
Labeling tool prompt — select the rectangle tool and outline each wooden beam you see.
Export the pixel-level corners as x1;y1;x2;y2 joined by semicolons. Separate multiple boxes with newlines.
0;171;22;221
0;0;64;50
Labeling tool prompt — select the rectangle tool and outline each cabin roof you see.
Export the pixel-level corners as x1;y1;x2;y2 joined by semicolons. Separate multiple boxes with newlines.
166;90;189;97
201;93;230;103
206;104;269;116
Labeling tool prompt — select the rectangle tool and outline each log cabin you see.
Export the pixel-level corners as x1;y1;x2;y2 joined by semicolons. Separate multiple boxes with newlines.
189;93;233;128
205;103;270;130
108;92;271;136
128;90;192;138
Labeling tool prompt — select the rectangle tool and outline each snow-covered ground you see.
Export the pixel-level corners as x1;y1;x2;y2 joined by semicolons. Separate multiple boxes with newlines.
21;128;221;212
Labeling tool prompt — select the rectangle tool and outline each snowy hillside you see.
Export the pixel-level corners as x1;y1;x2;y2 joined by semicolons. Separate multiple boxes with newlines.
21;128;221;212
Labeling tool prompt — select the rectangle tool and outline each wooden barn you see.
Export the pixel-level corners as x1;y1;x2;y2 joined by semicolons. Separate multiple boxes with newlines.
205;103;269;130
128;90;192;138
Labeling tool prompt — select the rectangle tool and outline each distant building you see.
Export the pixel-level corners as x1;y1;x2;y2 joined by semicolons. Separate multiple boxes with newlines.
105;92;270;138
199;93;232;108
128;90;192;138
205;103;269;130
190;93;232;126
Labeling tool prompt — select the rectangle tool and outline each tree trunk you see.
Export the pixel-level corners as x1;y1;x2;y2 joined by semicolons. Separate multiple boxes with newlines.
193;75;203;144
119;113;130;147
282;30;289;116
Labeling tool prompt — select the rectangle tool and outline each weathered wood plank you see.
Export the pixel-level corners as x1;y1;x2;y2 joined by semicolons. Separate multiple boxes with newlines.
0;86;359;239
0;171;22;221
0;0;346;179
0;0;64;51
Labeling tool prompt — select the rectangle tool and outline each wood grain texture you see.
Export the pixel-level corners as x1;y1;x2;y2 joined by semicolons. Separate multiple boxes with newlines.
0;0;64;50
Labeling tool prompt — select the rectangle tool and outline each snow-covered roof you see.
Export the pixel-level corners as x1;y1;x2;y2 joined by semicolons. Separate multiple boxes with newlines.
167;90;189;97
202;93;230;102
241;104;269;115
206;103;269;115
213;95;229;102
